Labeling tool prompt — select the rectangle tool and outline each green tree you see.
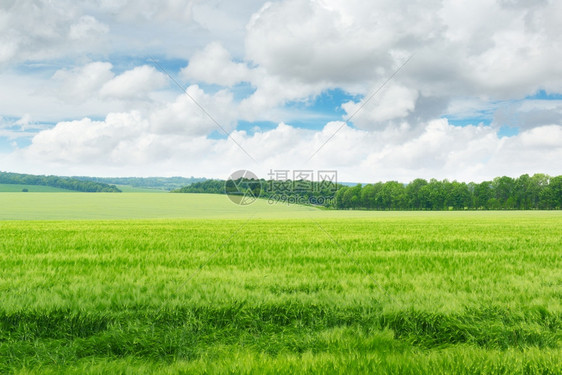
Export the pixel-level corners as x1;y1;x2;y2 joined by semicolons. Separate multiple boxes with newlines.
447;181;471;209
474;181;492;209
492;176;515;209
406;178;428;210
360;184;376;209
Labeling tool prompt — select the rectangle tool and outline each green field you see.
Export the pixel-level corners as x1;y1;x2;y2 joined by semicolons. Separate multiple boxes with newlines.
0;193;321;220
0;184;74;193
114;185;169;193
0;194;561;373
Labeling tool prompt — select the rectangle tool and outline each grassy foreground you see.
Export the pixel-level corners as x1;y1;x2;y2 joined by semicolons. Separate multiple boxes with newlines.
0;211;561;373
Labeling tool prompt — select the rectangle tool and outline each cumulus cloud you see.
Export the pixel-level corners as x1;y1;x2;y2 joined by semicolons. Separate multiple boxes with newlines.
0;1;109;64
24;112;149;164
69;15;109;40
149;85;237;136
100;65;167;100
0;0;267;66
180;42;252;86
238;71;326;121
243;0;562;120
48;63;168;105
51;62;115;103
493;100;562;130
369;119;498;176
94;0;196;22
246;0;407;85
6;109;561;182
517;124;562;149
341;84;419;129
1;0;562;182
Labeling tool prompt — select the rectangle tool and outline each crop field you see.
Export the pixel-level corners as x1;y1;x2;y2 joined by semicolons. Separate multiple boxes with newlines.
0;195;561;374
0;193;320;220
0;184;73;193
114;186;168;193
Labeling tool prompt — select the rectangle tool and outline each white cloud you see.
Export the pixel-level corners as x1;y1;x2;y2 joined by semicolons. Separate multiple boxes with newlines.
243;0;562;116
493;100;562;130
245;0;404;85
22;112;149;164
94;0;196;22
0;1;109;64
100;65;167;100
517;125;562;149
149;85;237;136
1;0;561;182
69;15;109;40
238;71;326;121
14;114;32;127
180;42;252;86
40;63;168;114
367;119;499;178
5;110;561;182
342;84;419;129
52;62;115;103
0;30;18;63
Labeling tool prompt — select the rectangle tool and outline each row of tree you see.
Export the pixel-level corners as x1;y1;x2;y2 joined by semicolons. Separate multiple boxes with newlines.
174;180;224;194
174;178;338;205
174;174;562;210
0;172;121;192
335;174;562;210
75;176;206;191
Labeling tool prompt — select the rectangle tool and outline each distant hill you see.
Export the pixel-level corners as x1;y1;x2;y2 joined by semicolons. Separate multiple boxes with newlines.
74;176;206;191
0;172;121;192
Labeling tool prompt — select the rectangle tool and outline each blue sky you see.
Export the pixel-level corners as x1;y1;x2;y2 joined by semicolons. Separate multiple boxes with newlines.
1;0;561;182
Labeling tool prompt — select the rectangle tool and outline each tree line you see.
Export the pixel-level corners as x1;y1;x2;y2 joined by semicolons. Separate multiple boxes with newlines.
174;174;562;210
74;176;206;191
173;179;224;194
174;178;338;205
0;172;121;192
335;174;561;210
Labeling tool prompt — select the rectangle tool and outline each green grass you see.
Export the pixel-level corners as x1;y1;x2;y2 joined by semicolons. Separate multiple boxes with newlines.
0;184;74;193
1;192;554;221
114;185;168;193
0;193;320;220
0;209;561;373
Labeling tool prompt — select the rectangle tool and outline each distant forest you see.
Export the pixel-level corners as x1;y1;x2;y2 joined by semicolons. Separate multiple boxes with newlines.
175;174;562;210
0;172;121;192
75;176;206;191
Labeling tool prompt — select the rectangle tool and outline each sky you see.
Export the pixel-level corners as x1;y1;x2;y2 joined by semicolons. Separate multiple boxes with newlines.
1;0;561;183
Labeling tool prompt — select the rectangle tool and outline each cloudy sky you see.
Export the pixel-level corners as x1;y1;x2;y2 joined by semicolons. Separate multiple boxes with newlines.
1;0;561;182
